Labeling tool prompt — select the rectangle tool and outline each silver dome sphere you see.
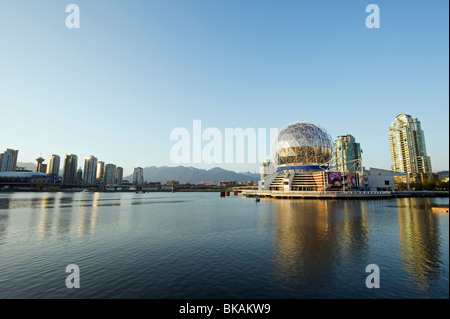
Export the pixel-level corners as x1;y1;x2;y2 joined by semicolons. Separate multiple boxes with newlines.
273;122;333;168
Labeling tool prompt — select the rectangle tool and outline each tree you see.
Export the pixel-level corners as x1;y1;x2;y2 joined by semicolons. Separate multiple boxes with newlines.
410;181;423;191
436;180;449;191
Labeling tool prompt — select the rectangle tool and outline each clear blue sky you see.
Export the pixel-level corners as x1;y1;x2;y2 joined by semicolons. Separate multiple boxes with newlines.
0;0;448;176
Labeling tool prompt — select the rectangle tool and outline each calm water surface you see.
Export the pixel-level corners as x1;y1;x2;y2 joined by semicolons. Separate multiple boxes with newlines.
0;192;448;299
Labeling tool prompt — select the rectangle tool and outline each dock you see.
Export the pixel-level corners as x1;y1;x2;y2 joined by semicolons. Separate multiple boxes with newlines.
241;190;449;200
242;190;391;199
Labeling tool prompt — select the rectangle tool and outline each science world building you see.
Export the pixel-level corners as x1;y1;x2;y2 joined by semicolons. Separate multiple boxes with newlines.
259;121;362;192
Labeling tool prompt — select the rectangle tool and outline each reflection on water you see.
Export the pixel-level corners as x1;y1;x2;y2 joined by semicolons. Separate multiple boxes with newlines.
56;205;72;240
340;201;370;252
77;196;96;238
0;193;193;241
0;194;190;210
0;198;9;246
270;197;447;297
0;192;447;298
273;200;338;290
272;200;370;293
397;198;443;292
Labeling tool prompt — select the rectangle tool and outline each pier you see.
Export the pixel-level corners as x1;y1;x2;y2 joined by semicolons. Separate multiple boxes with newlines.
241;190;449;200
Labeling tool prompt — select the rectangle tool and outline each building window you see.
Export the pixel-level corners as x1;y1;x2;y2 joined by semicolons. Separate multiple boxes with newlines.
385;180;390;185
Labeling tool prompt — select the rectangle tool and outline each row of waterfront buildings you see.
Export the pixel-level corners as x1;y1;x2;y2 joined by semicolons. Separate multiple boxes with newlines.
259;114;437;192
329;114;432;183
0;113;441;192
0;151;145;187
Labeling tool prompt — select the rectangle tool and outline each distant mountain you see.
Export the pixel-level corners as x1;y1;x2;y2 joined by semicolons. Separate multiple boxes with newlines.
437;171;449;178
124;166;260;184
16;162;36;171
16;162;63;175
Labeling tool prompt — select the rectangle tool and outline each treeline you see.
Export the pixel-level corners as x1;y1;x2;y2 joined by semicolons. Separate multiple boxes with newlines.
397;178;449;191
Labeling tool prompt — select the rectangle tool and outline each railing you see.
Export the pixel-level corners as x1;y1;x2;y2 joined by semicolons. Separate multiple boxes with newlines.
242;189;449;198
243;190;391;195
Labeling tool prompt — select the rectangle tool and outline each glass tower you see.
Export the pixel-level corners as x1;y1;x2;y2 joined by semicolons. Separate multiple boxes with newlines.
96;161;105;180
46;154;60;176
334;135;362;172
115;167;123;185
0;149;19;172
389;114;432;182
133;167;144;186
62;154;78;185
104;164;116;186
83;155;98;185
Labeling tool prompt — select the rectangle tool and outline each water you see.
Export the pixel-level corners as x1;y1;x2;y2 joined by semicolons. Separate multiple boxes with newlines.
0;192;448;299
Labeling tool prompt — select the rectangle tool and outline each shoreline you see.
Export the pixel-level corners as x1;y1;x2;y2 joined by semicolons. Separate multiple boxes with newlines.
1;189;448;199
242;190;449;200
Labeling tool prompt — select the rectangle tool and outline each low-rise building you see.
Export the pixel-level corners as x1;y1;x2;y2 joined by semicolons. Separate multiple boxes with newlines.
362;167;405;191
0;172;50;187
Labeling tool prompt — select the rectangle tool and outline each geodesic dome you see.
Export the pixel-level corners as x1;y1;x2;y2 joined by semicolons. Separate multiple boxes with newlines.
273;122;333;168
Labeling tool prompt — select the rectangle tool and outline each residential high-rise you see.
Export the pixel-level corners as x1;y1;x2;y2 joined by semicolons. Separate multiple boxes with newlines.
334;135;362;172
389;114;432;182
62;154;78;185
83;155;98;185
104;163;116;185
96;161;105;180
46;154;60;177
36;157;47;173
116;167;123;185
133;167;144;185
0;149;19;172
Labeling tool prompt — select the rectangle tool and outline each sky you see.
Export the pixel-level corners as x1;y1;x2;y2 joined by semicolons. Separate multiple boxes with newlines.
0;0;448;176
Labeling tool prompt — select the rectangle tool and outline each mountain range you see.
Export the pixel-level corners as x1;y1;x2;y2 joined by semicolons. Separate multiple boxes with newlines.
16;162;37;171
124;166;259;184
16;162;64;176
